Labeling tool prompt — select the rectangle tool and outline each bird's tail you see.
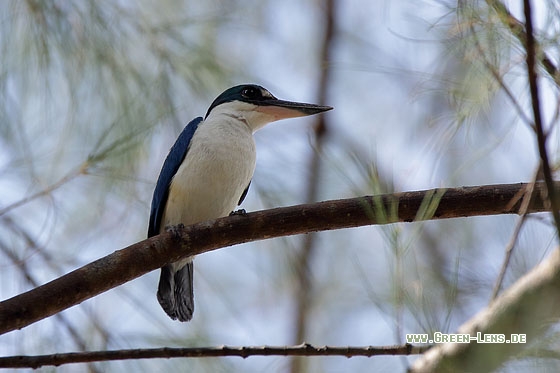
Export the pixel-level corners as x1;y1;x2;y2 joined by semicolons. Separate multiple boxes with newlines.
157;260;194;322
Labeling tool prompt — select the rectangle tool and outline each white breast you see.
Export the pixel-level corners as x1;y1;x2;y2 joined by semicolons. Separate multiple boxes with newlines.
161;114;256;230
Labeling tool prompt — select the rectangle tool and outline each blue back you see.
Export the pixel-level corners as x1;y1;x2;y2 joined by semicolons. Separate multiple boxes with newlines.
148;117;203;237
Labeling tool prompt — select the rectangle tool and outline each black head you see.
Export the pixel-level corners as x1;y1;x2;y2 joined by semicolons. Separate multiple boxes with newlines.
205;84;332;119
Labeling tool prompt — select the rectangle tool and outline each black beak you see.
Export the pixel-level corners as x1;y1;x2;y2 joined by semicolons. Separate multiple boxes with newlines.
265;99;333;115
252;98;333;119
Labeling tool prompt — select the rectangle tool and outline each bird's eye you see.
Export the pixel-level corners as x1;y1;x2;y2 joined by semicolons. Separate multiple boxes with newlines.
241;87;259;99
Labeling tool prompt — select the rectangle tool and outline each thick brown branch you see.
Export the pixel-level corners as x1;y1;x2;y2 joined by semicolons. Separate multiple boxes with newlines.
0;182;557;335
0;343;430;369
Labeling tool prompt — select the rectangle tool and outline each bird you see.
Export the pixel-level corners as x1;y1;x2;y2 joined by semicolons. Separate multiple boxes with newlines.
148;84;332;321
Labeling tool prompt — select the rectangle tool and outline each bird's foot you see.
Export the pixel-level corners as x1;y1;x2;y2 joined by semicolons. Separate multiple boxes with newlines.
230;209;247;216
165;223;185;240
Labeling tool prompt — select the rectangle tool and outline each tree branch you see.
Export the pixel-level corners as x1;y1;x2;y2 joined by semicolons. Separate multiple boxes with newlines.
490;170;538;300
523;0;560;237
0;343;430;369
410;242;560;373
486;0;560;86
0;182;557;335
291;1;335;372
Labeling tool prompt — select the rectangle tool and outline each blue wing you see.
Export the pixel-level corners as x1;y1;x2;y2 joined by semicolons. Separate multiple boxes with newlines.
238;181;251;205
148;117;203;237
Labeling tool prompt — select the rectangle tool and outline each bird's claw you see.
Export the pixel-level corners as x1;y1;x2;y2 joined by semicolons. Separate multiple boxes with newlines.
229;209;247;216
165;223;185;239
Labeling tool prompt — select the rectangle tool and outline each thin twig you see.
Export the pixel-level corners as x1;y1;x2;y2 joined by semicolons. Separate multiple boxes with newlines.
1;216;112;351
0;163;87;217
470;28;535;130
291;2;335;372
486;0;560;86
0;239;103;373
490;168;539;300
0;343;431;369
0;241;90;351
523;0;560;239
465;13;533;128
410;245;560;373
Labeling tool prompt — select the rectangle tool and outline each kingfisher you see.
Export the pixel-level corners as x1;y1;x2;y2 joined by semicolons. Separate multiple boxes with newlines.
148;84;332;321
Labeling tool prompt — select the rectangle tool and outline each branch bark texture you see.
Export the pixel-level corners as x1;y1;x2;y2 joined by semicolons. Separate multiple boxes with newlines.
0;182;556;335
0;343;429;369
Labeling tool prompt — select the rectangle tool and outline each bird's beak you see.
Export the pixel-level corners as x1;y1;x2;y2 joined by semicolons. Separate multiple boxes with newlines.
254;99;333;120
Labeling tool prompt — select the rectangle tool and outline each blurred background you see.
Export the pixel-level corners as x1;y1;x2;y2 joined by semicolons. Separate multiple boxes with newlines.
1;0;559;371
